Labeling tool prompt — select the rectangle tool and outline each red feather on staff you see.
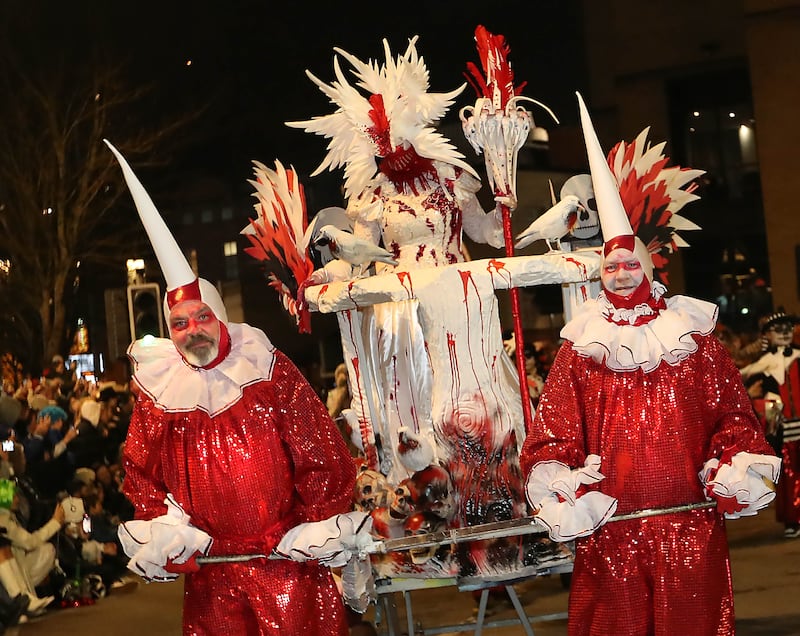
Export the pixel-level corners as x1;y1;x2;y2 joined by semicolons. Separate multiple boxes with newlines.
464;25;527;110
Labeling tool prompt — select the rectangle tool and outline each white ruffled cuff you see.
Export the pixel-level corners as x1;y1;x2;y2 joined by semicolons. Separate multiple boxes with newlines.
274;511;374;569
700;451;781;519
118;494;213;581
525;455;618;542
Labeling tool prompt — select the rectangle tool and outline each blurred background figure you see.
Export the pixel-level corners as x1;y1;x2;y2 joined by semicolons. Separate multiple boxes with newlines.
740;311;800;538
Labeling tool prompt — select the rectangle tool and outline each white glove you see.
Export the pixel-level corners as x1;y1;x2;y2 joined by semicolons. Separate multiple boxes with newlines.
118;494;213;582
525;454;618;542
274;511;374;568
699;451;781;519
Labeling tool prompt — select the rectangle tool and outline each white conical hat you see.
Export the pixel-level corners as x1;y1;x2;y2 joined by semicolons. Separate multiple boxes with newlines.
576;92;633;241
104;140;228;324
576;93;653;282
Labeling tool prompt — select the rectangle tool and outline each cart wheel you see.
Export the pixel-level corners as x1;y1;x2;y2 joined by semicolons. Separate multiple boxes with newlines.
560;572;572;589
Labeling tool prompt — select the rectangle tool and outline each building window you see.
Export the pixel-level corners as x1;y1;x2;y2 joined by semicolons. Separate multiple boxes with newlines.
224;241;238;279
221;206;233;220
182;211;194;225
201;209;213;223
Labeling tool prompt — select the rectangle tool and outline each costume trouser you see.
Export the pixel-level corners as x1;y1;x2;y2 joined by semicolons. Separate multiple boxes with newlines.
182;558;348;636
0;557;53;614
568;509;734;636
776;438;800;527
12;543;55;587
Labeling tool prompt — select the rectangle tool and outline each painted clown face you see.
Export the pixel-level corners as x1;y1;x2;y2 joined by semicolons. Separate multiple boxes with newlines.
601;248;645;297
168;300;221;367
766;320;794;349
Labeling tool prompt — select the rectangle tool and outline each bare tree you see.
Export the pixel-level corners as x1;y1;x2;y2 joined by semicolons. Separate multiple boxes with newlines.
0;42;203;370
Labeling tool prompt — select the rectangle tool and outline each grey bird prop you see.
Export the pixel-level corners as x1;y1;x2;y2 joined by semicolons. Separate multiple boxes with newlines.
313;225;399;275
514;194;583;252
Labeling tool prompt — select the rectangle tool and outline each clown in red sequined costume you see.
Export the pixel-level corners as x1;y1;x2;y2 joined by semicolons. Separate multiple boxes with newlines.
519;95;780;636
124;327;356;635
105;142;363;635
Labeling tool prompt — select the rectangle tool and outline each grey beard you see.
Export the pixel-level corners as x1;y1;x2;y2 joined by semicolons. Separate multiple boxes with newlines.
183;340;219;367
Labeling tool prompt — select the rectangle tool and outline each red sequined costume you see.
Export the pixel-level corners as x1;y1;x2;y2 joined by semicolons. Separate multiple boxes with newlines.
122;322;356;635
520;289;777;636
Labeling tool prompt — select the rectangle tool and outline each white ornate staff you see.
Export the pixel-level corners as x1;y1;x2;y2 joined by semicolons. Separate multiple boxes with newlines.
460;25;559;430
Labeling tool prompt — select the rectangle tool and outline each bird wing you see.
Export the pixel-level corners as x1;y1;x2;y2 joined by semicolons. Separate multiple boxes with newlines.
241;160;315;329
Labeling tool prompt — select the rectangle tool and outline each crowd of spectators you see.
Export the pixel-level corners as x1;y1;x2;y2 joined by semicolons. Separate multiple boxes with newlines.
0;354;138;629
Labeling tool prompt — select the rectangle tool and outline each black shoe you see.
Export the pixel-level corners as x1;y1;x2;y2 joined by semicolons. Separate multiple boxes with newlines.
0;593;30;627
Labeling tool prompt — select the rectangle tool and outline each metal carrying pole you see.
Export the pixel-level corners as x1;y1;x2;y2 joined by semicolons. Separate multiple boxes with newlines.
195;501;717;564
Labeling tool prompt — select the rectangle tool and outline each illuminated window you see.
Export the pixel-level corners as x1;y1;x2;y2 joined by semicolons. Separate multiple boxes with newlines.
224;241;238;278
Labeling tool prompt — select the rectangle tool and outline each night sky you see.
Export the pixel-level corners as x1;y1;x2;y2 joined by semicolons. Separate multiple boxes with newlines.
2;0;586;183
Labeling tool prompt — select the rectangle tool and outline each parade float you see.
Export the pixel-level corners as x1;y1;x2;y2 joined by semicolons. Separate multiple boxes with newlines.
241;25;704;633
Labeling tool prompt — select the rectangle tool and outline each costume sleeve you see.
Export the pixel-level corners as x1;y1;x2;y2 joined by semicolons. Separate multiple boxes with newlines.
702;336;777;460
121;396;169;521
272;352;357;523
520;342;588;476
456;170;504;249
1;517;60;551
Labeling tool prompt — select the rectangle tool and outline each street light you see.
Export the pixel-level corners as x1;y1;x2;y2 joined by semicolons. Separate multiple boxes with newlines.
126;258;145;285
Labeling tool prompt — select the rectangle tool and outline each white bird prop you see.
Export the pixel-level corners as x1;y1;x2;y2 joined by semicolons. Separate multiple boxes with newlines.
514;194;583;252
301;206;352;265
313;225;398;275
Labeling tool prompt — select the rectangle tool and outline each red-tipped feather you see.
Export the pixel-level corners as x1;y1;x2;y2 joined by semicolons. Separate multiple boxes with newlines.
464;25;527;108
243;161;315;332
607;132;704;286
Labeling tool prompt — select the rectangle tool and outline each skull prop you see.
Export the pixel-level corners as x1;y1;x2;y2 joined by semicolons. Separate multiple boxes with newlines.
561;174;600;241
389;478;418;522
403;511;446;565
354;468;391;512
411;465;455;522
370;506;405;539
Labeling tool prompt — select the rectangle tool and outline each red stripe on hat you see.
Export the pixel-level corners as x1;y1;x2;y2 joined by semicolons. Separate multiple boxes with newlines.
166;279;202;309
604;234;635;256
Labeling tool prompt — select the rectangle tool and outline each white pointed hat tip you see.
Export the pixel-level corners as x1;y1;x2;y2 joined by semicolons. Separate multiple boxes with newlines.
105;140;196;292
575;92;633;242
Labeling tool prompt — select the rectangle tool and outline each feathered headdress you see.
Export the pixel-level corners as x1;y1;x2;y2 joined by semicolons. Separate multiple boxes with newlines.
607;128;704;285
241;160;315;333
287;36;478;201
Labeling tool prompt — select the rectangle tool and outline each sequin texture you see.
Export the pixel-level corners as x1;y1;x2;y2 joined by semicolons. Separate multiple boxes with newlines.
520;334;775;635
123;349;356;635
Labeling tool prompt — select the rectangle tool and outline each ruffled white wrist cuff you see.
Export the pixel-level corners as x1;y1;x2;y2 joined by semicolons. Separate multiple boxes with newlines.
118;494;212;582
525;454;618;542
274;511;374;568
700;451;781;519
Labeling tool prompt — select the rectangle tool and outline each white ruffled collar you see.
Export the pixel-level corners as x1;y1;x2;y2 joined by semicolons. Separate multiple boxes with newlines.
562;287;718;373
128;323;276;415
